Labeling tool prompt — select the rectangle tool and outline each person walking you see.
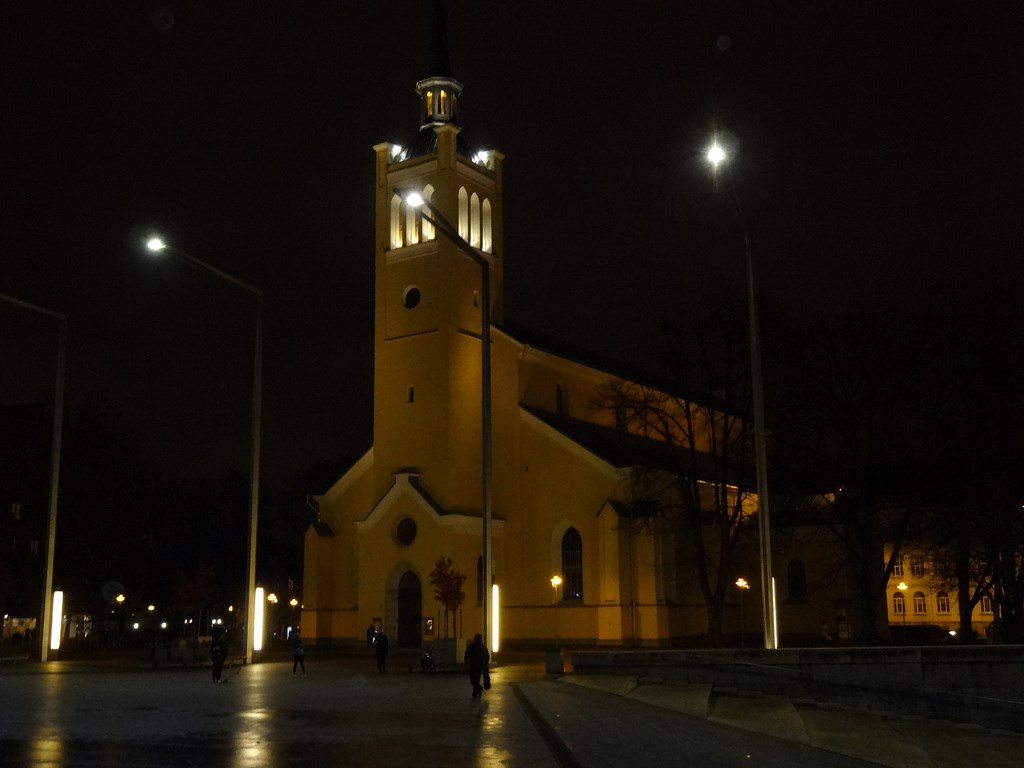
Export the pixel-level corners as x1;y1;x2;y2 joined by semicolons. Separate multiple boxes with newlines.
210;628;228;683
292;628;306;675
374;630;389;673
464;633;490;699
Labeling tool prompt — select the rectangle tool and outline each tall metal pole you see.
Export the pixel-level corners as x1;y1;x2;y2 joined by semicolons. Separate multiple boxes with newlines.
401;196;493;650
144;239;263;663
0;293;66;662
705;142;777;649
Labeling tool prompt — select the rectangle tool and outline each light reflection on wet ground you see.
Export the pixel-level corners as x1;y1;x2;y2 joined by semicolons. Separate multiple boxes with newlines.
0;653;559;768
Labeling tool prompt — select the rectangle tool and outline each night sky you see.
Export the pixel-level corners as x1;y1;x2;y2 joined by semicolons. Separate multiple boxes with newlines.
3;3;1021;494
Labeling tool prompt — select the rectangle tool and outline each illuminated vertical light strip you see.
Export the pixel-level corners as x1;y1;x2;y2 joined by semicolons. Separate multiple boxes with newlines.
253;587;265;653
49;591;63;651
771;577;779;649
491;584;500;653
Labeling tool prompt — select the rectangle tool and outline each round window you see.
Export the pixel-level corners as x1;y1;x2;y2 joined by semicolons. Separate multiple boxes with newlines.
403;287;421;309
396;517;417;546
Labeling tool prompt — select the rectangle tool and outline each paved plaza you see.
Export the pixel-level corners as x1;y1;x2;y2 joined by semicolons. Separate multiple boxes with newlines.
1;649;1021;767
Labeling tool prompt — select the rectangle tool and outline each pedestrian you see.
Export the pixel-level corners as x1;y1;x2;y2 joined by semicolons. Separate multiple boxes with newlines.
374;630;389;673
366;623;377;648
292;628;306;675
210;628;228;683
464;632;490;699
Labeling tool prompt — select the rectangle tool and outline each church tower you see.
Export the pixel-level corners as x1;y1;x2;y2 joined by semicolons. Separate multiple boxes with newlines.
370;3;504;516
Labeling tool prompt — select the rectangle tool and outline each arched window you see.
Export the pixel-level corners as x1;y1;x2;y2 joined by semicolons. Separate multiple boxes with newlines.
470;192;481;247
893;591;906;615
913;591;926;614
555;385;567;415
405;201;419;245
561;528;583;599
787;559;807;600
425;91;434;116
390;194;402;249
458;187;469;240
482;199;492;253
421;184;435;241
439;89;448;116
936;591;950;614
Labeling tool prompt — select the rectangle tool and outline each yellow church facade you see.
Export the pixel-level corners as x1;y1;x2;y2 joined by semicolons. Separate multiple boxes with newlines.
301;44;720;650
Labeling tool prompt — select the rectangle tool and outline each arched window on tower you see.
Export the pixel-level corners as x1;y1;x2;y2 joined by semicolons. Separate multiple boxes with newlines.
482;198;492;253
458;187;469;240
421;184;435;241
439;90;448;116
390;194;403;249
470;193;480;247
561;528;583;600
405;198;420;245
425;91;434;117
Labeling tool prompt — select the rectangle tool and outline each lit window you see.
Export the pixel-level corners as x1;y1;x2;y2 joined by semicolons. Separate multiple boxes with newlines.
913;591;926;614
893;592;905;615
425;91;433;116
482;199;492;253
936;592;950;614
390;195;403;249
439;90;447;115
458;187;469;240
470;192;480;247
561;528;583;599
892;557;904;577
980;594;993;614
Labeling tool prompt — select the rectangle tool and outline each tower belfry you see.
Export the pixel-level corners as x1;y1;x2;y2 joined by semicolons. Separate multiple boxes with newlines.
370;1;504;514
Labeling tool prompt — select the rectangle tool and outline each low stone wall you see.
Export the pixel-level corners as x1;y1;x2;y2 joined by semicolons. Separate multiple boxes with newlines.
571;646;1024;732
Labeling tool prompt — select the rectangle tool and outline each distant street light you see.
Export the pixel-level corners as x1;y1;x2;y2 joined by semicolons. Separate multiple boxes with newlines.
0;292;66;663
735;577;750;648
705;139;778;650
144;235;263;664
402;191;495;653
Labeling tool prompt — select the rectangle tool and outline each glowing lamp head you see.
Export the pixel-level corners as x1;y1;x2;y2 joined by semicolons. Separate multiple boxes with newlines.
550;575;562;589
735;578;749;589
706;142;727;167
404;191;425;208
146;237;166;252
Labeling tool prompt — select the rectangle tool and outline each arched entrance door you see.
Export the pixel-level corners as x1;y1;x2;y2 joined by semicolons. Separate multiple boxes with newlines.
397;570;422;647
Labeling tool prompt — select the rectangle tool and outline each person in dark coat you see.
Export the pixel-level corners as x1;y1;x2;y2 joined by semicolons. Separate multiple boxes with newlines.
464;633;490;699
374;631;389;673
210;629;228;683
292;628;306;675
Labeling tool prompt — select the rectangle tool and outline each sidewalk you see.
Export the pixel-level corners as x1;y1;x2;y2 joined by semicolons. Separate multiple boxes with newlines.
0;651;1020;767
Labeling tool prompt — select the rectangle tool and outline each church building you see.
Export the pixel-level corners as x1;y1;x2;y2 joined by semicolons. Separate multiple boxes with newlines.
302;11;759;651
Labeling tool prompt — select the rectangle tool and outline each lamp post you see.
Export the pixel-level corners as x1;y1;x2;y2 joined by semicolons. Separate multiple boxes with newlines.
550;575;562;648
145;236;263;665
735;577;750;648
897;581;908;645
706;140;777;650
402;192;494;652
0;293;66;662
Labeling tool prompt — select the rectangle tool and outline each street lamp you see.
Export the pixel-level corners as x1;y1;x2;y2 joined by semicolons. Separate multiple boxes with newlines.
705;139;777;650
0;293;66;662
897;581;908;645
145;236;263;664
550;576;562;648
735;577;750;648
402;191;494;652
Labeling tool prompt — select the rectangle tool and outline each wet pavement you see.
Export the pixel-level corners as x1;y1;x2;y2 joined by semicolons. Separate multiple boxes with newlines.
0;649;1020;766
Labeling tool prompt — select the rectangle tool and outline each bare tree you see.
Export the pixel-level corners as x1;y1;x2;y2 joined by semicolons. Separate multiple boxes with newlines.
429;556;466;638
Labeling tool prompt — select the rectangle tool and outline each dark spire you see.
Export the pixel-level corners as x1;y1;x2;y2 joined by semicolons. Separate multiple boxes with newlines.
425;0;452;78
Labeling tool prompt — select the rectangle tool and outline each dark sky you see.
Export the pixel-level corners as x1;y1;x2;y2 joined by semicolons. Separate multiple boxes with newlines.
2;1;1021;488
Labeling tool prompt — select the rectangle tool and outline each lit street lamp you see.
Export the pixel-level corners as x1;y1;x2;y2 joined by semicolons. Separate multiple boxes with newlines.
735;577;750;648
0;292;66;662
145;236;263;664
402;191;494;652
897;581;908;645
706;139;777;650
550;576;562;648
